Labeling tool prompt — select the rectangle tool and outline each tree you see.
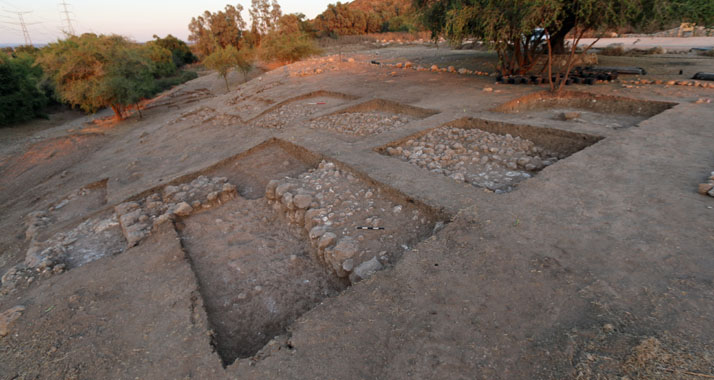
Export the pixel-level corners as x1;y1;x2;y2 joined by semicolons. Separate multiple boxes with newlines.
249;0;283;36
260;14;321;63
414;1;640;75
150;34;197;67
235;49;255;82
314;0;418;36
188;4;246;58
0;53;48;126
37;33;173;120
203;45;242;91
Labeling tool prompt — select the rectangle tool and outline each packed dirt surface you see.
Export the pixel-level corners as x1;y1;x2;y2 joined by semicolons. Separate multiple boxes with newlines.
1;42;714;379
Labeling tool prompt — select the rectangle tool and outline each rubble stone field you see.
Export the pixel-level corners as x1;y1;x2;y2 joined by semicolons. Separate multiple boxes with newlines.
250;96;350;130
1;44;714;380
308;111;416;136
385;126;564;192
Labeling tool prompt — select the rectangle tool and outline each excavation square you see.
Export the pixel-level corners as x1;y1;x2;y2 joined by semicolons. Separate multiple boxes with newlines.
171;139;443;366
492;91;676;130
249;91;358;130
307;98;438;137
380;118;602;193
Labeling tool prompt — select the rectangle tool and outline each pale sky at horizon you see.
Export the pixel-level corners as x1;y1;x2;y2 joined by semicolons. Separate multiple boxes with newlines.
0;0;336;45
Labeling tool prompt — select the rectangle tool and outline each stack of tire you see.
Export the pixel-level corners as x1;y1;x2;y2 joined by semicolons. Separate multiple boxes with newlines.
497;68;618;86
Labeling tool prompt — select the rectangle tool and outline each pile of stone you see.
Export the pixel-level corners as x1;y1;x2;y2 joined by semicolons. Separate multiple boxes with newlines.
288;55;342;77
698;172;714;198
251;98;340;130
2;211;123;296
265;161;430;283
619;79;714;89
115;176;238;247
385;126;561;192
382;62;490;76
308;112;415;136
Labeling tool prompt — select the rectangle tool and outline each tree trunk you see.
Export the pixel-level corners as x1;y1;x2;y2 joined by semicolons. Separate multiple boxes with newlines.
549;14;576;54
111;104;124;120
223;75;230;92
546;31;554;92
135;103;143;119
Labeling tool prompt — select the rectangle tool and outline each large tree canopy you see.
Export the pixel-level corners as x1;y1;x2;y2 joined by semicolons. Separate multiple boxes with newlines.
37;33;174;119
314;0;418;35
188;4;247;58
414;0;680;75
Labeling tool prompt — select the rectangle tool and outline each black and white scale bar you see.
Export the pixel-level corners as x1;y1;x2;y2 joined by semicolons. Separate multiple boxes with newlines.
356;226;385;230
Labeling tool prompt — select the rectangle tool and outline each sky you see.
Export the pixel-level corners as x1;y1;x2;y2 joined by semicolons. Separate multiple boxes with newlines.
0;0;336;45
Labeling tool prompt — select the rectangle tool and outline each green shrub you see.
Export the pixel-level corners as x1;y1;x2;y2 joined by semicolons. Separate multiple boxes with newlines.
259;31;320;63
0;54;48;126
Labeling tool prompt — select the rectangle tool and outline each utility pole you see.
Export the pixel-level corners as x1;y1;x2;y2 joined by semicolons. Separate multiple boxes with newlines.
58;1;75;36
18;12;31;45
3;10;35;45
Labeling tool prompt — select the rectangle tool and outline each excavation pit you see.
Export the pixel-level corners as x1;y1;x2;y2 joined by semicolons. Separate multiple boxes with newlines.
492;91;676;129
307;98;439;138
170;140;444;365
380;118;603;193
177;198;344;366
249;90;358;130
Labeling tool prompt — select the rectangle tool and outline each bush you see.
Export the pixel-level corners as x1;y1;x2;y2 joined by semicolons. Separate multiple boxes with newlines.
0;54;48;126
259;31;320;63
149;34;197;67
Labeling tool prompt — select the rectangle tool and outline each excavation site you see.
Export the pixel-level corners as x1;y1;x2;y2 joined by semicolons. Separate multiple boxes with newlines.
2;22;714;380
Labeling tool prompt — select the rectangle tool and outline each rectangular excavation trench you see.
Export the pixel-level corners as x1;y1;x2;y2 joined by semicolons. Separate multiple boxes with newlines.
248;90;359;130
491;90;676;130
306;98;440;139
379;117;603;193
170;139;447;366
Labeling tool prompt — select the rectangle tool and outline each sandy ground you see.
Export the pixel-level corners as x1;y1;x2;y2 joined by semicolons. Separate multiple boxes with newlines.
1;45;714;379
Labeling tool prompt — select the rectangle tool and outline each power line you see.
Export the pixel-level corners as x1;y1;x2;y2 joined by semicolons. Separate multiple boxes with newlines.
3;10;33;45
58;1;74;35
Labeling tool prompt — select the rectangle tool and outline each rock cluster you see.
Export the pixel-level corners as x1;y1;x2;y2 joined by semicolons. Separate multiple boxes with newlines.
251;98;341;130
619;79;714;89
698;171;714;198
2;212;122;296
385;126;562;192
383;62;490;77
266;161;430;283
115;176;238;247
288;55;343;77
308;112;415;136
